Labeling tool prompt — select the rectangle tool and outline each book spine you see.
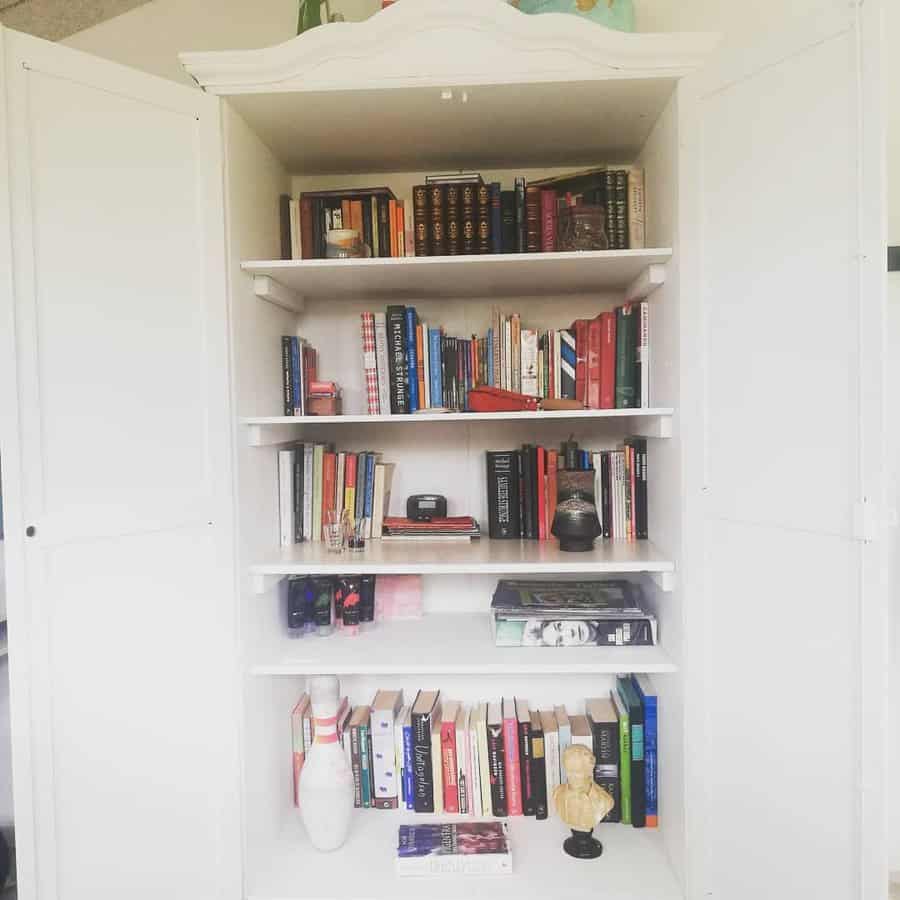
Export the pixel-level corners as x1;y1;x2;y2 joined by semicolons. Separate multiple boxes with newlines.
441;719;459;814
311;445;324;542
478;714;492;816
520;329;539;397
403;720;415;811
600;311;616;410
378;196;391;258
518;717;534;816
445;184;461;256
461;184;477;255
290;337;302;416
560;329;576;400
300;196;315;260
544;726;560;809
293;447;304;542
429;328;443;408
600;451;611;539
604;170;616;250
643;694;658;827
531;727;548;821
592;719;621;823
397;200;406;257
413;184;430;257
359;720;372;809
395;852;512;878
557;720;571;785
477;183;492;254
487;724;507;817
429;184;446;256
500;190;517;253
386;306;409;414
372;711;399;809
467;713;482;817
413;709;436;813
628;167;645;250
618;704;632;825
373;313;391;417
490;182;502;253
278;451;294;547
572;319;588;407
457;716;469;816
515;177;526;252
405;307;419;413
525;185;541;252
388;199;398;258
350;723;363;808
540;189;556;252
361;197;374;255
503;714;523;815
279;194;292;260
638;300;650;408
291;705;305;807
615;168;628;249
361;312;380;416
615;305;637;409
281;336;293;416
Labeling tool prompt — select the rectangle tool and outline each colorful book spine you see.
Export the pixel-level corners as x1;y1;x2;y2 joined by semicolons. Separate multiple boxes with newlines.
477;705;492;816
487;704;507;817
405;307;419;412
412;693;440;813
456;708;469;816
395;705;408;808
638;300;650;408
599;310;616;410
633;674;658;827
361;313;380;415
402;712;415;811
611;686;632;825
502;698;523;815
530;712;548;820
386;305;408;414
540;189;556;252
441;714;460;814
290;336;303;415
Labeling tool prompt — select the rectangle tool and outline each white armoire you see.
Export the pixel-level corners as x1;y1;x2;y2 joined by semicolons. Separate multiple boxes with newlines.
0;2;889;899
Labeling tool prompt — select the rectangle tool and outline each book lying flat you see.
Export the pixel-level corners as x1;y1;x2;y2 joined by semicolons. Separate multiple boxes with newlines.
491;579;645;615
492;616;657;647
396;822;511;877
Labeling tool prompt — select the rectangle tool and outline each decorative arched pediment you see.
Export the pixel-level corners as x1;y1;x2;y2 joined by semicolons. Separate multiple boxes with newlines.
179;0;717;95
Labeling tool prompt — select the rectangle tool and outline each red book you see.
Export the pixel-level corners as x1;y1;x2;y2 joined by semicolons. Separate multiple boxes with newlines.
540;189;557;252
536;446;546;541
440;701;460;813
300;197;315;260
344;453;358;514
389;199;398;257
599;312;616;410
546;450;558;538
502;697;523;815
587;317;601;409
322;452;336;527
570;319;589;406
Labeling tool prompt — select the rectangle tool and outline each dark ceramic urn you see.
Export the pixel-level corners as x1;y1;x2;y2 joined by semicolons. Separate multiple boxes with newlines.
551;469;602;552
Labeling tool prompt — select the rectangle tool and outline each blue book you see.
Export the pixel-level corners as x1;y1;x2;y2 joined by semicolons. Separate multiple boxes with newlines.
364;453;376;521
289;337;302;415
402;716;415;810
487;329;494;386
429;327;443;409
490;182;502;253
405;307;419;412
632;674;658;827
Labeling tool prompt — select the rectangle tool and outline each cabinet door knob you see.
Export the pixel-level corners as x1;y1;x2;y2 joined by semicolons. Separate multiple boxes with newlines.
25;525;36;537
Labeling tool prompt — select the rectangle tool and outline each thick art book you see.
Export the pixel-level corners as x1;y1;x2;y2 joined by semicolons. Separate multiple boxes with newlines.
396;822;512;877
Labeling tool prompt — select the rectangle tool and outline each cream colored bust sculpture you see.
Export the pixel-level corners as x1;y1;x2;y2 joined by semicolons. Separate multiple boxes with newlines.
553;743;614;859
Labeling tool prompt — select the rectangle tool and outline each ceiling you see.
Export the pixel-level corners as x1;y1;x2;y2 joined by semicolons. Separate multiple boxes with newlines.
0;0;152;41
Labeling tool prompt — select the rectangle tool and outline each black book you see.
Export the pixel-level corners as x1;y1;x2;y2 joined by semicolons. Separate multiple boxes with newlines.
279;194;292;260
614;169;628;250
355;451;368;520
293;444;304;542
563;439;579;471
378;196;392;258
530;711;548;820
461;183;477;255
445;184;461;256
626;438;648;539
600;450;612;539
386;306;409;414
586;697;621;823
517;448;526;538
281;336;293;416
529;445;540;539
500;190;517;252
520;445;534;539
516;699;534;816
486;451;522;539
361;197;374;256
429;184;447;256
514;176;526;253
604;170;617;250
411;690;441;813
477;182;492;254
616;676;645;827
412;184;430;257
486;702;507;817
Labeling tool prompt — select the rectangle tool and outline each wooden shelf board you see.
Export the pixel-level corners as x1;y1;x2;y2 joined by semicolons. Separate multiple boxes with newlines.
251;614;676;676
249;815;681;900
250;539;674;579
242;249;671;302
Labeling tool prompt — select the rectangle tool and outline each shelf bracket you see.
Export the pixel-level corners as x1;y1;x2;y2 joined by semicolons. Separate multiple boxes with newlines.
253;275;305;314
625;263;666;303
251;573;287;595
649;571;675;593
634;414;673;440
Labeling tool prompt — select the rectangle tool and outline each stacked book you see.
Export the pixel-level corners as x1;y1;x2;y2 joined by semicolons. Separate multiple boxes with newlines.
396;822;512;877
278;445;395;545
381;516;480;542
359;301;650;415
490;579;658;648
279;187;408;261
412;166;645;256
486;437;648;542
291;680;658;829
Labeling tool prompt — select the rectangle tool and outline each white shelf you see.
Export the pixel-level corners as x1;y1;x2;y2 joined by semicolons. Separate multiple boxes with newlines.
252;614;675;676
249;815;682;900
243;408;674;445
250;540;673;590
242;250;670;304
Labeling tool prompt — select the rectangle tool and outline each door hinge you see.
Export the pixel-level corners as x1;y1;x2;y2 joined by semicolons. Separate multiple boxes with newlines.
852;500;897;542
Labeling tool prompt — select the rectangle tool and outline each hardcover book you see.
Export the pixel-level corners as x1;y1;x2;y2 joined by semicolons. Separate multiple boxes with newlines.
413;184;430;257
386;305;409;414
500;190;517;252
412;690;442;813
486;451;522;539
477;182;492;254
539;709;561;807
445;183;461;255
515;698;534;816
371;689;403;810
461;183;477;255
429;184;446;256
616;675;646;828
486;702;507;817
530;711;548;820
440;700;460;814
525;185;541;252
586;696;621;822
610;685;632;825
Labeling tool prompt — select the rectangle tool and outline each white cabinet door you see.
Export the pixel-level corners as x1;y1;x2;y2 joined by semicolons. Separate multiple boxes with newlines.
679;6;887;900
0;30;240;900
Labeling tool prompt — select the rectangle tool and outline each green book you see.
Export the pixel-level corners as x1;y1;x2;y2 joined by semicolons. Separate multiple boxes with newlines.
615;304;638;408
611;687;632;825
359;711;373;809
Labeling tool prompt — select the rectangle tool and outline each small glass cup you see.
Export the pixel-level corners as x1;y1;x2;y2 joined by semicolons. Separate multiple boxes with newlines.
347;516;368;552
323;510;344;553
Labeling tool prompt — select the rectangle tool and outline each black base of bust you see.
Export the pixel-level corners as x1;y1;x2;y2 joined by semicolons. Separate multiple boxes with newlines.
563;829;603;859
556;537;597;552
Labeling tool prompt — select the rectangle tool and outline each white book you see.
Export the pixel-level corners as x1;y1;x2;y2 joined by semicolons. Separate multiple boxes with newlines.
593;451;604;536
540;709;561;815
395;704;409;809
520;328;539;397
278;448;295;546
371;690;403;807
373;312;392;416
503;318;511;391
467;706;482;817
475;703;492;816
370;462;396;540
639;300;650;408
302;444;314;541
570;715;592;751
619;450;628;541
456;706;469;816
289;199;300;260
422;324;431;409
554;705;571;785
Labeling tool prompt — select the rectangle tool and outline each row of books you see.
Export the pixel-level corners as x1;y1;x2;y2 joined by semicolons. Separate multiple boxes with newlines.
277;445;395;545
291;678;658;827
280;187;409;261
360;301;650;416
279;336;318;417
490;579;658;648
411;167;645;256
486;437;649;542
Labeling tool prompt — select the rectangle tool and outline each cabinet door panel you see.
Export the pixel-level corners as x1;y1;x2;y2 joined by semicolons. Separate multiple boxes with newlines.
1;31;239;900
680;8;886;900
